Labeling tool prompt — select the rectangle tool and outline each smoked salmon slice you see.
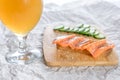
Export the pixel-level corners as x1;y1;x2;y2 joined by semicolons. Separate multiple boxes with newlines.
76;39;93;50
69;37;85;49
84;39;106;53
53;34;75;47
92;44;114;58
53;35;114;58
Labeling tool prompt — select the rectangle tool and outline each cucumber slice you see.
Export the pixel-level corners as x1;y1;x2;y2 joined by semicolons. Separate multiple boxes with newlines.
83;24;90;28
59;28;65;32
78;27;86;34
67;27;74;32
83;28;90;35
94;34;106;39
72;27;79;32
88;27;96;36
63;27;70;32
76;24;84;28
54;25;64;30
93;30;100;36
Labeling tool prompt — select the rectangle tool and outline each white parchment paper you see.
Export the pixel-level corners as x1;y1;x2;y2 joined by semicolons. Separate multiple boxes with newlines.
0;0;120;80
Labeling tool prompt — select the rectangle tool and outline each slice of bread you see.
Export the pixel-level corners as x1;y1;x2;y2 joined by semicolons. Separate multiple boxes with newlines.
43;26;118;67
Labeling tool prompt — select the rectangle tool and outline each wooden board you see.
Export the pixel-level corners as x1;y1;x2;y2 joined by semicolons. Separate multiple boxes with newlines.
43;27;119;67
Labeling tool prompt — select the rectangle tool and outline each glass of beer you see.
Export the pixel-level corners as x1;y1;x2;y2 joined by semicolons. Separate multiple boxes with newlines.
0;0;43;64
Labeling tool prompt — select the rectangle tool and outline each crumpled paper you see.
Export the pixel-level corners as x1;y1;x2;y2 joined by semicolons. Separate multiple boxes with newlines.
0;0;120;80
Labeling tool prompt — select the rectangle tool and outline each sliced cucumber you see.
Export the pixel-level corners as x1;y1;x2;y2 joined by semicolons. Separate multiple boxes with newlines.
83;24;90;28
59;28;65;32
72;27;79;33
54;25;64;30
53;24;106;39
67;27;74;32
83;28;90;35
88;27;96;36
93;30;100;36
76;24;84;28
77;27;85;34
94;34;106;39
63;27;70;32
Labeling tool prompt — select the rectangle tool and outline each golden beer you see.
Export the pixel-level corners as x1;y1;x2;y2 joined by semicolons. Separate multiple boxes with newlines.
0;0;43;35
0;0;43;64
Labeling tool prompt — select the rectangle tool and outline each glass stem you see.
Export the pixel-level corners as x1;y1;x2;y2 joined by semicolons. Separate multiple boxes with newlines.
17;35;27;53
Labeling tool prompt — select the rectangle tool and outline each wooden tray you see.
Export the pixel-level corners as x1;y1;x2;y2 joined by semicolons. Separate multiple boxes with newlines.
43;26;119;67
